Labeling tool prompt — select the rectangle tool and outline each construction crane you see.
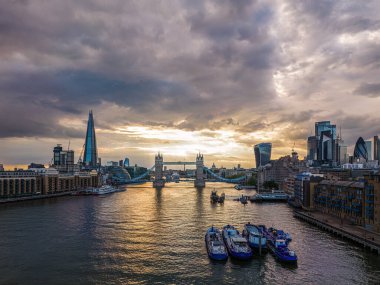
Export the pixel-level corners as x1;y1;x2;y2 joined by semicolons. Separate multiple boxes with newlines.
78;143;85;165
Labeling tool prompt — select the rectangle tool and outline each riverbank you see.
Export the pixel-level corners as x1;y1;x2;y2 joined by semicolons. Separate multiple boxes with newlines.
294;210;380;254
0;191;75;204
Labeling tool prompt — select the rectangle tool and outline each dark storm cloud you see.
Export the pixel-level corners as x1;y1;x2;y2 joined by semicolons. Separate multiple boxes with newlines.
0;0;281;139
354;82;380;98
0;0;379;161
237;121;268;133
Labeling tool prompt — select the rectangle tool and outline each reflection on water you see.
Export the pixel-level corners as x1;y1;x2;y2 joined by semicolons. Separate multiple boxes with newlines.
0;182;379;284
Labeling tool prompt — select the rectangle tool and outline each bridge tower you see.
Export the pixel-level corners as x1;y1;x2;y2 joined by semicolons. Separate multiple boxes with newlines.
194;153;205;188
153;152;165;188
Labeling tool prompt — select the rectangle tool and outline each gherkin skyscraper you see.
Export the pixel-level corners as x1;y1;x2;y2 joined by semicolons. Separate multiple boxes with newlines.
83;110;98;168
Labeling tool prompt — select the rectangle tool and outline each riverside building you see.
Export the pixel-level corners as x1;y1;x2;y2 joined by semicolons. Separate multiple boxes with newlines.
311;175;380;233
0;168;101;199
0;171;38;197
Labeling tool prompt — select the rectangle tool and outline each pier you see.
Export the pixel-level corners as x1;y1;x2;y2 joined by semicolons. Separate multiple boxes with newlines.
0;191;75;204
294;210;380;254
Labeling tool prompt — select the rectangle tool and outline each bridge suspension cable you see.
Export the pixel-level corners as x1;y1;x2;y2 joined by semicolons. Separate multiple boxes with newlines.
126;166;246;184
127;165;155;183
204;167;246;183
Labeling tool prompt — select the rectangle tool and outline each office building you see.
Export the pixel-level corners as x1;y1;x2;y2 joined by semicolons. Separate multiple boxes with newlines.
374;136;379;161
83;110;98;168
257;152;307;190
0;164;4;171
307;136;318;161
28;163;45;169
307;121;338;165
316;121;337;163
52;144;75;173
124;157;130;167
338;144;348;165
254;143;272;168
106;166;132;184
365;140;373;161
0;168;101;198
353;137;368;162
106;161;119;167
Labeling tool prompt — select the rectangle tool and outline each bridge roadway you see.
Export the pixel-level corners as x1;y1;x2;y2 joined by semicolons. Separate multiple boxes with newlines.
162;161;196;165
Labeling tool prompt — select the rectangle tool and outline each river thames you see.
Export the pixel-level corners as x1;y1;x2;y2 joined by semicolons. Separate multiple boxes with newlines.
0;182;379;284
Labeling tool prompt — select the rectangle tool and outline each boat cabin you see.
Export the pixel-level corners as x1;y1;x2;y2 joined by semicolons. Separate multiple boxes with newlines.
275;239;287;248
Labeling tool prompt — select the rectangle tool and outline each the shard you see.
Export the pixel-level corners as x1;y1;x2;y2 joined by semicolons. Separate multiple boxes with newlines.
83;110;98;168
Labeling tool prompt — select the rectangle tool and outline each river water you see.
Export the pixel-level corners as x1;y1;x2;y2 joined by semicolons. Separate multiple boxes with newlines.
0;182;379;284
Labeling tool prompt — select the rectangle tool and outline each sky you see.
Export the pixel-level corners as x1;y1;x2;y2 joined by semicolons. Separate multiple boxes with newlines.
1;0;380;169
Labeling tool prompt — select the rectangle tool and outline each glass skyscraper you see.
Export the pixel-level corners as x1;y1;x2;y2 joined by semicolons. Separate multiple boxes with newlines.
83;110;98;168
354;137;368;161
374;136;380;161
307;121;337;165
254;143;272;168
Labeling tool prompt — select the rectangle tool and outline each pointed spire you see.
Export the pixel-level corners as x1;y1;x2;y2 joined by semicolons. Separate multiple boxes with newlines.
83;110;98;168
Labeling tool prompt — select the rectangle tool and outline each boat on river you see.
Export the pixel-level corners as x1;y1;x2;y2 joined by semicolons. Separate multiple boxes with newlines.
234;184;243;190
210;190;219;203
250;191;289;202
240;195;248;205
91;185;123;195
218;193;225;203
222;225;253;260
267;227;292;243
242;223;267;251
205;226;228;261
263;227;297;263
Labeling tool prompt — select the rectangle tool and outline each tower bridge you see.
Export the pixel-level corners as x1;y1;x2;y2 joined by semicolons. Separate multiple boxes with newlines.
126;153;246;187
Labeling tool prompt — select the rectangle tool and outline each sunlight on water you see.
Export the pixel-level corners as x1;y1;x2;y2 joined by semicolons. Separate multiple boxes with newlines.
0;182;379;284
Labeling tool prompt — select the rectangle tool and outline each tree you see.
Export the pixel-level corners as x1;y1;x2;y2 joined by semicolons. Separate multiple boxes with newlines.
263;180;279;190
246;176;257;186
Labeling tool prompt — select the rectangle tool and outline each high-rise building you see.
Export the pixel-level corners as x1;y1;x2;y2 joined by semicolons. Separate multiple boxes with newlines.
317;122;336;163
52;144;75;172
307;136;318;161
124;157;130;167
307;121;337;165
354;137;368;162
53;144;63;165
83;110;98;168
365;140;373;160
0;164;4;171
336;133;348;165
254;143;272;168
338;145;348;165
374;136;380;161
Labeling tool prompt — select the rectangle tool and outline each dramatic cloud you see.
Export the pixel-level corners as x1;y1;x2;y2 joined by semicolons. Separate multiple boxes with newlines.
1;0;380;168
354;82;380;97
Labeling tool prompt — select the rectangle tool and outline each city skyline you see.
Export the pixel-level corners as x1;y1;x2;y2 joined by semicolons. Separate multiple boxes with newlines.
1;1;380;168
